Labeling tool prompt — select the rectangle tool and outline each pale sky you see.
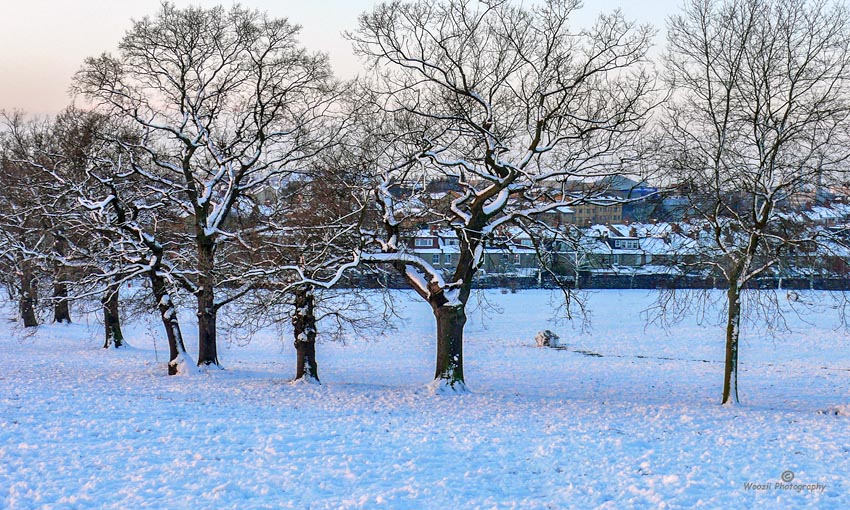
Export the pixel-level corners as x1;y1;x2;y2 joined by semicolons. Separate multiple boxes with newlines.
0;0;682;115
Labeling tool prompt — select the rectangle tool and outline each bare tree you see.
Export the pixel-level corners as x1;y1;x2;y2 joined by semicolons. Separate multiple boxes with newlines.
78;135;200;373
2;108;142;348
350;0;656;390
0;111;80;327
0;143;41;328
272;167;370;383
225;129;383;383
8;106;200;370
75;3;342;368
662;0;850;404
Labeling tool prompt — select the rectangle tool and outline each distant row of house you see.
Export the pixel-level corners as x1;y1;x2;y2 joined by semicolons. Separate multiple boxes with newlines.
407;226;540;277
405;212;850;281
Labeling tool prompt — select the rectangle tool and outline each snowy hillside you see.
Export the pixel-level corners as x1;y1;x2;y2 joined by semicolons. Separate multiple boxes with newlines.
1;290;849;509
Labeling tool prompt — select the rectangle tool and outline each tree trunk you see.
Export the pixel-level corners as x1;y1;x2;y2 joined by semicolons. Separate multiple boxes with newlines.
102;281;124;349
196;240;219;367
52;235;71;323
52;280;71;324
722;283;741;405
433;303;466;388
150;272;190;375
292;285;319;382
19;264;37;328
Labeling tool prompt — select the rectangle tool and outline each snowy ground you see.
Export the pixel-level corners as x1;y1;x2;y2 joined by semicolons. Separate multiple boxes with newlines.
1;289;849;509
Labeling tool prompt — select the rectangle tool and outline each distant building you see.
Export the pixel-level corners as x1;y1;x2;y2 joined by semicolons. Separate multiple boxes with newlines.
425;175;463;193
537;206;575;227
406;227;540;277
569;199;623;225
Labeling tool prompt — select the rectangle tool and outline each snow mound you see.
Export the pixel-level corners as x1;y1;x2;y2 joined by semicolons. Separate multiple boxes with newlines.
290;375;321;386
171;353;201;376
427;378;470;395
535;329;562;348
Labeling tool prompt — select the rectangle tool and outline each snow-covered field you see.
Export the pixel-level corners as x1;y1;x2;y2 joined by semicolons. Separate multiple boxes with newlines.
1;289;849;509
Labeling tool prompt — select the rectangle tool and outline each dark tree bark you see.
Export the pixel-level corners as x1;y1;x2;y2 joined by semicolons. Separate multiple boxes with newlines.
52;282;71;324
19;262;38;328
150;272;190;376
196;239;219;367
102;280;124;349
51;233;72;324
722;282;741;405
433;303;465;385
425;215;484;388
292;285;319;382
